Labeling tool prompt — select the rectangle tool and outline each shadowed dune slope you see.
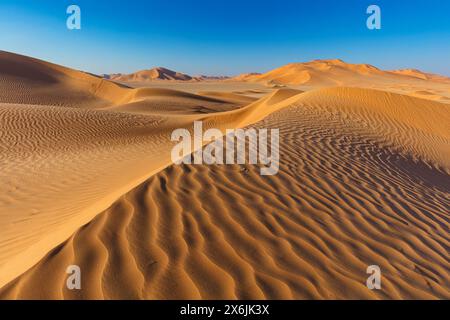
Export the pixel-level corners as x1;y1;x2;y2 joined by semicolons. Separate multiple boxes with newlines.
1;86;449;299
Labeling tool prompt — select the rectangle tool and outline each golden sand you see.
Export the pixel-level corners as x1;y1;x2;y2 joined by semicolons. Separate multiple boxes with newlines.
0;51;449;299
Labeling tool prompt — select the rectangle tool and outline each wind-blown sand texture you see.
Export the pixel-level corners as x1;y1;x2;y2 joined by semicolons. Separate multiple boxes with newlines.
0;51;449;299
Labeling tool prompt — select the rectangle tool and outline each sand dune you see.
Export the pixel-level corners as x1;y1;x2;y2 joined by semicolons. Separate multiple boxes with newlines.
233;59;450;86
107;59;450;102
230;72;262;82
232;59;384;86
391;69;450;83
109;67;193;82
0;51;286;290
1;88;449;299
107;88;255;115
232;59;450;102
0;51;449;299
295;87;450;168
196;91;258;105
0;51;132;108
106;69;231;83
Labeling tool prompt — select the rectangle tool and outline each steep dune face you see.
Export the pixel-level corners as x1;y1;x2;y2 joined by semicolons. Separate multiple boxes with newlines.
1;84;449;299
110;67;192;82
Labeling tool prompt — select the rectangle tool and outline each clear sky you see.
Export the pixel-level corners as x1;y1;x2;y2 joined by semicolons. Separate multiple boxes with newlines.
1;0;449;76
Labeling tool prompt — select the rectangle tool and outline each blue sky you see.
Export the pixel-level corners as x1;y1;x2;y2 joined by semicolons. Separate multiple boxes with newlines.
1;0;449;76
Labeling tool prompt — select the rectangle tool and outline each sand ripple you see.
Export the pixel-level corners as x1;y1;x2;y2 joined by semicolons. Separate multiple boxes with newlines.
1;88;448;299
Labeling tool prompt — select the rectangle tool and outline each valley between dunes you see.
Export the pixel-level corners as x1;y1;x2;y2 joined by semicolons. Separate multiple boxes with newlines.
0;51;449;299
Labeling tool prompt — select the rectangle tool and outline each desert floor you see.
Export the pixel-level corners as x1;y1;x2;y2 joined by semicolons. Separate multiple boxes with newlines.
0;51;449;299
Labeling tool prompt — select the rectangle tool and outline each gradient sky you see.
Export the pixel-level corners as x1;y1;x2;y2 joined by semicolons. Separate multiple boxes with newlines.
1;0;449;76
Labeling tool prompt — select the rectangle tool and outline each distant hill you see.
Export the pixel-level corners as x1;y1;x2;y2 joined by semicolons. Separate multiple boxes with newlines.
390;69;450;82
231;59;450;86
193;75;231;81
108;67;193;81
